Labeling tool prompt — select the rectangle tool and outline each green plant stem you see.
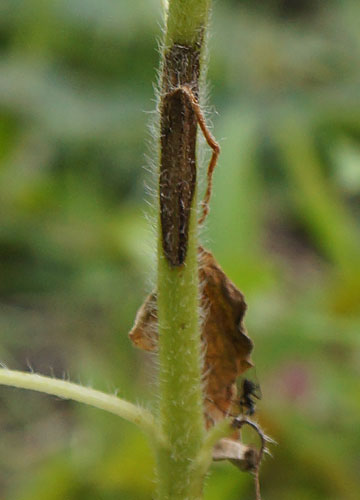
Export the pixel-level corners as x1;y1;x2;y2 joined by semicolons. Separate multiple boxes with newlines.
156;1;211;498
0;368;164;445
157;209;206;500
195;419;233;473
165;0;211;46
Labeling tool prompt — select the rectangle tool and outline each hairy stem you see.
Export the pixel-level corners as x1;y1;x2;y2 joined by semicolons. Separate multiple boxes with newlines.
0;369;164;445
165;0;211;46
156;1;211;498
157;211;205;500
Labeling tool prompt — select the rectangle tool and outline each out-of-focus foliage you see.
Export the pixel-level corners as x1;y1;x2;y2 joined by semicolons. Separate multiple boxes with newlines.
0;0;359;499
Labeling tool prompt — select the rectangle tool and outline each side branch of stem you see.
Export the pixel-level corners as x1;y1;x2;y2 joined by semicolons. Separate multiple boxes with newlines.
0;369;165;446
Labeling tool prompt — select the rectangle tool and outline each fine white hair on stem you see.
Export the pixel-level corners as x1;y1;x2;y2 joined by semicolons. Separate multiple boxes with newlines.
160;0;169;19
26;358;34;373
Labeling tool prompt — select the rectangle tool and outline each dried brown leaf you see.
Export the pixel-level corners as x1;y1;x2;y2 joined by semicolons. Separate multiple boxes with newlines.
128;247;254;424
128;292;157;352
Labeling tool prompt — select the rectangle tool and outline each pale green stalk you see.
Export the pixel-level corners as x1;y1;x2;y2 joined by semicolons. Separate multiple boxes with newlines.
0;368;164;445
196;419;233;471
165;0;211;46
157;209;206;500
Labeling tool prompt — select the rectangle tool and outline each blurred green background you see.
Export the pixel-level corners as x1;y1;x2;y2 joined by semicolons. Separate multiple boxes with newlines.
1;0;360;499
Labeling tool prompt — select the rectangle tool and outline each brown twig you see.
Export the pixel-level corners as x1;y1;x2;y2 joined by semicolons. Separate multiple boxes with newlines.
254;468;262;500
177;85;220;225
232;417;269;500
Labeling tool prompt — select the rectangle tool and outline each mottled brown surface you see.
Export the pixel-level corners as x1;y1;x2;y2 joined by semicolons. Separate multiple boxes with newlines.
159;43;201;266
129;248;254;425
198;247;254;424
